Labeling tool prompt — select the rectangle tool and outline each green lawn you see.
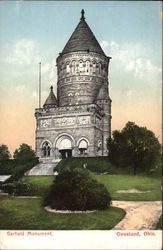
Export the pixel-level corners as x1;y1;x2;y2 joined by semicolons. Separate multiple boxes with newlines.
94;174;161;201
19;174;161;201
19;176;54;196
0;196;125;230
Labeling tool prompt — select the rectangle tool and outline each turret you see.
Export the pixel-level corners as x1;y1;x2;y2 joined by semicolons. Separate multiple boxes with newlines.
56;10;111;107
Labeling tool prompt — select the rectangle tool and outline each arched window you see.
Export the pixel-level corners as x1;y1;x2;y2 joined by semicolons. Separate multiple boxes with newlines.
86;60;90;73
42;141;51;157
72;61;76;74
78;140;88;156
79;60;83;68
98;63;101;75
92;61;96;74
66;62;70;73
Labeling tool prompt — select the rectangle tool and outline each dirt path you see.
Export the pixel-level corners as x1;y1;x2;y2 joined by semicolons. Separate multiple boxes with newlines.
112;201;162;230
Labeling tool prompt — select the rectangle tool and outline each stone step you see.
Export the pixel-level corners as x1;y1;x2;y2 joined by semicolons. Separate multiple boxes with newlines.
25;162;58;176
0;190;8;196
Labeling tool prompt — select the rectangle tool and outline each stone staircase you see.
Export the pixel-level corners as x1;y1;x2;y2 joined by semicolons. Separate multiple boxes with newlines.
25;160;61;176
0;189;8;196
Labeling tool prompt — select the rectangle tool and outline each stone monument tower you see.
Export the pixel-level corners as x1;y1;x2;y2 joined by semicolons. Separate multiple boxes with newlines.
34;10;112;171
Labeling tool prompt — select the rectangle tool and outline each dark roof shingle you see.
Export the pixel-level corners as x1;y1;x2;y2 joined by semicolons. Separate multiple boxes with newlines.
61;16;105;56
43;86;57;108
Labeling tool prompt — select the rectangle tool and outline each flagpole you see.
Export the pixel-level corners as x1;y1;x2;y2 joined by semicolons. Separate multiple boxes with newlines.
39;62;41;108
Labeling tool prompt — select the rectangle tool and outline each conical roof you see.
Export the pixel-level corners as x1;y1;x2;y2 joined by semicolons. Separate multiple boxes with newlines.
61;10;105;56
43;86;57;108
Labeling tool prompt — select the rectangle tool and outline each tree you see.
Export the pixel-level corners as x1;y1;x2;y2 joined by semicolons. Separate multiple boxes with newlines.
0;144;11;160
13;143;35;160
108;122;161;175
44;167;111;211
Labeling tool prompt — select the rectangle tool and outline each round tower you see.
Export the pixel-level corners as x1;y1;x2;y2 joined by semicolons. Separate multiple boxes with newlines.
56;10;111;107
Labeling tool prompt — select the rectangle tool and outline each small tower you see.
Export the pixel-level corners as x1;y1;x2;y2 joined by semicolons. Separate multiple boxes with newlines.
43;86;58;109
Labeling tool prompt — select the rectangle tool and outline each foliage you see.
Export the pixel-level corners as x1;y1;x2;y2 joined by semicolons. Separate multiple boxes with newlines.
0;144;11;160
0;158;39;185
13;143;35;160
1;182;37;196
0;159;15;175
44;167;111;211
56;157;114;174
108;121;161;175
0;196;125;230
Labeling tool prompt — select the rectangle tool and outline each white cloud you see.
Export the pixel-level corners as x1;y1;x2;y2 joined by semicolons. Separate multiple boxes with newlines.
41;59;57;86
110;41;119;51
108;40;161;79
100;40;109;50
15;84;27;92
6;39;40;65
31;91;37;98
41;63;50;74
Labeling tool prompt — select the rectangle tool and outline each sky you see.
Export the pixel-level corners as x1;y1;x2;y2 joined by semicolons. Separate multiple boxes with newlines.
0;1;162;155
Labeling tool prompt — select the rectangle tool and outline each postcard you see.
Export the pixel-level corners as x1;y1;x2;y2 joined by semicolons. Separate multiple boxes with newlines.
0;1;162;250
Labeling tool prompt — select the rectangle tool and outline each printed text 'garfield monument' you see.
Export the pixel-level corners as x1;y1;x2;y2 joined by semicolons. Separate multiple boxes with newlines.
33;10;112;174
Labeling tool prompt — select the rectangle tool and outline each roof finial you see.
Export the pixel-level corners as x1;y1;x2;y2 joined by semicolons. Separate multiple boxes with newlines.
81;9;85;20
50;85;53;92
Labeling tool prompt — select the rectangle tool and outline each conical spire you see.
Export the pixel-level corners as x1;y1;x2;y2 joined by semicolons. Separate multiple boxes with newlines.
43;86;58;108
61;10;105;56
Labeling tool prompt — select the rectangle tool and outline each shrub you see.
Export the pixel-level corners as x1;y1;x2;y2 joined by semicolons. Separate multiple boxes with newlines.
2;182;38;196
44;167;111;211
55;157;114;174
0;158;39;180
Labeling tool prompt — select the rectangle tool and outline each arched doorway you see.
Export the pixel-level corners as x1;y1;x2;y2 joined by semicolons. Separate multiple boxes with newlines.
55;136;73;159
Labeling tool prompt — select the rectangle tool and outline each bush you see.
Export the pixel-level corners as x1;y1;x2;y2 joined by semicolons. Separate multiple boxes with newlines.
0;158;39;180
44;167;111;211
55;157;114;174
2;182;38;196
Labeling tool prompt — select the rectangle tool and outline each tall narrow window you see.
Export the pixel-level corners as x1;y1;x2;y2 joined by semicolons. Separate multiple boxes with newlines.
66;62;70;73
86;60;90;73
98;63;101;75
92;61;96;74
42;141;51;157
72;61;76;74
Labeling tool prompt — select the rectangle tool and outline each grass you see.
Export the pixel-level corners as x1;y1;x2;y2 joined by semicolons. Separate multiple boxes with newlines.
19;176;54;196
93;174;162;201
19;174;161;201
1;158;161;230
0;196;125;230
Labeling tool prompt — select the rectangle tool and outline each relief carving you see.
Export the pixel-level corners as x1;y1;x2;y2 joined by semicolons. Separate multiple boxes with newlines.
96;117;102;128
78;116;91;125
40;119;51;128
54;116;76;126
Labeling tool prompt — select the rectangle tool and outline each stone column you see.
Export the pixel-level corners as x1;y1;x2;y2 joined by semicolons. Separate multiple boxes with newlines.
73;146;79;157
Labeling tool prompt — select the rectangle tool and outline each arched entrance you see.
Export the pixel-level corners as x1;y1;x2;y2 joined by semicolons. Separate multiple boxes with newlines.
58;138;72;158
55;134;74;159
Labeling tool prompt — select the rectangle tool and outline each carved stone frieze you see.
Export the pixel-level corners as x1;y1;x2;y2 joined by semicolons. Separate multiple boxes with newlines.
40;119;51;128
77;115;91;125
54;116;76;126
